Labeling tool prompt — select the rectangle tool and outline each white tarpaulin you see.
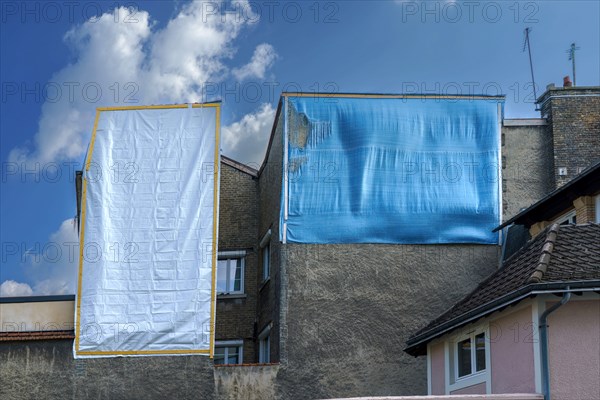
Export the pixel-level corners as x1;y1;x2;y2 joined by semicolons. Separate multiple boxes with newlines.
74;104;220;358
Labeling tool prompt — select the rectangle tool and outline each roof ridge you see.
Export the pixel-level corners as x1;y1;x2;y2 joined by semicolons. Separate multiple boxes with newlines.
528;223;560;283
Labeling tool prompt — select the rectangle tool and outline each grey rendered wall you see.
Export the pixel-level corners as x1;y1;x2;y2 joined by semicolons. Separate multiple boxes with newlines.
0;340;215;399
501;120;554;220
276;244;499;399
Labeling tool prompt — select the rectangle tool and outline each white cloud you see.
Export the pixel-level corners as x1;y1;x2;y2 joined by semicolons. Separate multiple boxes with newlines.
1;219;79;297
31;218;80;295
9;2;273;166
222;103;276;167
0;280;34;297
232;43;278;81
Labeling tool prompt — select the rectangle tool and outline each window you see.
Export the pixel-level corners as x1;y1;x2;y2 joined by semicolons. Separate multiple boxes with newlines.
555;210;576;225
260;229;272;282
258;324;271;363
217;251;245;294
262;243;270;281
455;332;486;379
214;341;243;365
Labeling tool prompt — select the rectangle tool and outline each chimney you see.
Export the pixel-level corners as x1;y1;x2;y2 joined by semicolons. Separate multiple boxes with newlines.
563;76;572;87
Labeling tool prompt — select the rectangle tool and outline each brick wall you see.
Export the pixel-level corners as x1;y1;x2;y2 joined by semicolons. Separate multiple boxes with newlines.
539;86;600;187
257;111;284;363
216;160;259;362
573;196;596;224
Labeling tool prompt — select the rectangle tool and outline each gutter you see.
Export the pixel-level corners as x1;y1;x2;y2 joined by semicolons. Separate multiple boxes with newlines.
539;288;571;400
404;281;600;356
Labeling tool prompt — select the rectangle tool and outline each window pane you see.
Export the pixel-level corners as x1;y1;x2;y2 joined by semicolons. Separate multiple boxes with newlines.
475;333;486;372
259;335;270;363
232;259;242;292
213;347;226;365
263;244;270;279
216;260;228;293
227;347;239;364
457;338;472;377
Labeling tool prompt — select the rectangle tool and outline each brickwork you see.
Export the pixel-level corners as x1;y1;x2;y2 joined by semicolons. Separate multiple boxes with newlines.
216;160;259;363
573;195;596;224
539;86;600;188
257;114;284;363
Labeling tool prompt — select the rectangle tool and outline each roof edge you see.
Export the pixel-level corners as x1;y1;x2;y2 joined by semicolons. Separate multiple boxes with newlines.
404;280;600;356
258;97;284;176
0;294;75;303
282;92;505;100
221;155;258;177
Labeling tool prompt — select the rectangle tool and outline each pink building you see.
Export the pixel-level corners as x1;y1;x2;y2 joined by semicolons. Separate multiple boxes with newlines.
405;162;600;400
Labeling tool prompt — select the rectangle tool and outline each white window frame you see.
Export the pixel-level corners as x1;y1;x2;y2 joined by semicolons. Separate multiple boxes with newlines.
217;250;245;295
214;340;243;365
260;229;271;283
258;323;272;364
554;209;576;225
262;242;270;282
446;325;491;393
454;331;486;380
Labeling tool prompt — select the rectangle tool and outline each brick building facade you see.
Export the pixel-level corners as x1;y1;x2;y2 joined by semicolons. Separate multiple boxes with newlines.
1;85;599;399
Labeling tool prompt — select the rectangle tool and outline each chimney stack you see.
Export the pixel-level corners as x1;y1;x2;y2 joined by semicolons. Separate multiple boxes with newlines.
563;76;573;87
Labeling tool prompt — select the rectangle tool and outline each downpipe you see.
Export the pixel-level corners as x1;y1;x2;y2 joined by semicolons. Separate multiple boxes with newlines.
539;288;572;400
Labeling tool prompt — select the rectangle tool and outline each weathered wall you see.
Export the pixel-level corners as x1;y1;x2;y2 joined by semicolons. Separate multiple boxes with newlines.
0;340;215;399
214;365;279;400
274;244;499;399
501;120;554;220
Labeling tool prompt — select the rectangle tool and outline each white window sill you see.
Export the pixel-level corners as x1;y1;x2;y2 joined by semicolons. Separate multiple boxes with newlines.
450;370;487;392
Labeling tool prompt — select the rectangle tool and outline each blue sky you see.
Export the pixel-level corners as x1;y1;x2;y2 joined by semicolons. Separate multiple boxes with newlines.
1;0;599;296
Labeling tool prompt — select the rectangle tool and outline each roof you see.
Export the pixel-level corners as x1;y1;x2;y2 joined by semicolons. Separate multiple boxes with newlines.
221;155;258;177
405;223;600;356
495;161;600;231
0;330;74;342
0;294;75;303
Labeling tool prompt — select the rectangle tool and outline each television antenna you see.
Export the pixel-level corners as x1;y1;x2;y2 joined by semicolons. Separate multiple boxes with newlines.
566;43;580;86
522;28;539;109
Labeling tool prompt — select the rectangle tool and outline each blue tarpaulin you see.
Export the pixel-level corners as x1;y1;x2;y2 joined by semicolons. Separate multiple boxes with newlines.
280;96;503;244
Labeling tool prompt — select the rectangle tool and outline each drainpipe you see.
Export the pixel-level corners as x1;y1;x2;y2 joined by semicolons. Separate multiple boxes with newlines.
539;288;571;400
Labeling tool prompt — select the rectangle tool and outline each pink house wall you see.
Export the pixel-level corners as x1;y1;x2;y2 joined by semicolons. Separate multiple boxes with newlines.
430;342;445;395
548;299;600;400
450;382;486;395
490;306;536;393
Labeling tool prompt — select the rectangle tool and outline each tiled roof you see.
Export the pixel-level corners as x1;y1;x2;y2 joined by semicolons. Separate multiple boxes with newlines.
0;330;74;342
405;223;600;355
